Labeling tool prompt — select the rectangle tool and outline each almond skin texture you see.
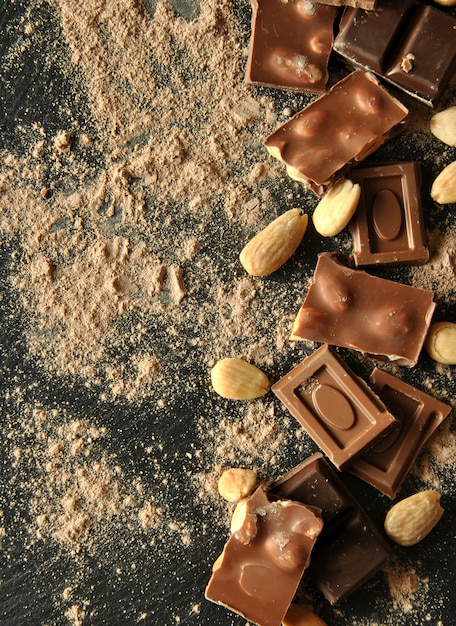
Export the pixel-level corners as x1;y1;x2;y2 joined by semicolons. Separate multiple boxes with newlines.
384;490;444;546
424;321;456;364
210;358;271;400
430;106;456;146
430;161;456;204
240;209;308;276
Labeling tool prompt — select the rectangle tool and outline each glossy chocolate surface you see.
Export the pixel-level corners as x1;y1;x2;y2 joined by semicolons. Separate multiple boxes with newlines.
349;162;429;267
246;0;337;92
205;486;323;626
271;453;393;604
271;344;396;469
291;253;435;366
263;71;408;196
348;368;452;498
334;0;456;107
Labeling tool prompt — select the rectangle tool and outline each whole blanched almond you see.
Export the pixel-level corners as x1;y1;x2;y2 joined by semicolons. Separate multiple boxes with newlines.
384;490;444;546
434;0;456;5
424;321;456;364
430;106;456;146
430;161;456;204
210;358;271;399
239;209;308;276
312;178;360;237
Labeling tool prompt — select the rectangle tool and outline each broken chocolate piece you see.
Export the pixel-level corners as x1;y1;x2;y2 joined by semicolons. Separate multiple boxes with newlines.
291;253;435;366
271;453;393;604
347;368;452;498
264;71;408;196
205;486;323;626
246;0;337;93
334;0;456;107
349;162;429;267
272;344;397;469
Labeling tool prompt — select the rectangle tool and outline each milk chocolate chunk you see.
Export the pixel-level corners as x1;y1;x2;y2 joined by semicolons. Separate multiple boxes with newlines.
272;345;397;469
205;486;323;626
246;0;337;93
291;253;435;366
334;0;456;107
264;71;408;196
349;162;429;267
271;453;393;604
348;368;452;498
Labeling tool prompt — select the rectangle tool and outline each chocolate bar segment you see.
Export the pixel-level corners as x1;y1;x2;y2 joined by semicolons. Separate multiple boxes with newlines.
347;368;452;498
271;345;397;469
291;253;435;366
205;486;323;626
349;162;429;267
271;453;393;604
317;0;377;7
246;0;337;93
264;71;408;196
334;1;456;107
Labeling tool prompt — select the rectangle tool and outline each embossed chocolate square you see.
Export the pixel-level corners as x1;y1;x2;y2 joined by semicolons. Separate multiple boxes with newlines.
205;486;323;625
334;0;456;107
263;71;408;196
347;368;452;498
271;453;394;604
349;162;429;267
291;253;436;366
272;345;397;469
246;0;337;93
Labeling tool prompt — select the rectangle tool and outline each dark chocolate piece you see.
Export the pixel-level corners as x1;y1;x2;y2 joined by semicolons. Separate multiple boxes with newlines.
271;344;397;469
348;368;452;498
291;253;435;367
334;1;456;107
246;0;337;93
205;486;323;626
271;453;393;604
349;162;429;267
264;71;408;196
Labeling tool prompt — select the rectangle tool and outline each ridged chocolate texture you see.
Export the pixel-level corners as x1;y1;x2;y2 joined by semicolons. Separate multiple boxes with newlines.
347;368;452;498
264;71;408;196
271;453;394;604
246;0;337;93
334;0;456;107
291;253;435;366
349;161;429;267
272;344;397;469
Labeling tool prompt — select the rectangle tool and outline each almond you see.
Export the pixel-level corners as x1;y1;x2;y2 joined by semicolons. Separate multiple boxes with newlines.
430;161;456;204
239;209;308;276
430;106;456;146
218;468;257;502
312;178;360;237
384;490;444;546
424;321;456;364
210;358;271;400
434;0;456;5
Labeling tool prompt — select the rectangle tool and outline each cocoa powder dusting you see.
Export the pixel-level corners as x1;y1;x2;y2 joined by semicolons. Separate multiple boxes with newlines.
0;1;455;625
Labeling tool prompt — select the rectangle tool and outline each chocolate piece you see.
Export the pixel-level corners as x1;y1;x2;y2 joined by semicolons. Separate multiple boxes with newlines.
271;344;396;469
291;253;435;366
348;368;452;498
264;71;408;196
349;162;429;267
334;1;456;107
205;486;323;626
318;0;376;7
246;0;337;93
271;453;393;604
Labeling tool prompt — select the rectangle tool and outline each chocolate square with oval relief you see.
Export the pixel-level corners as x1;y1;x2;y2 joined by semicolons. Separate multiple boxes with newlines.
272;345;397;470
349;162;429;267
